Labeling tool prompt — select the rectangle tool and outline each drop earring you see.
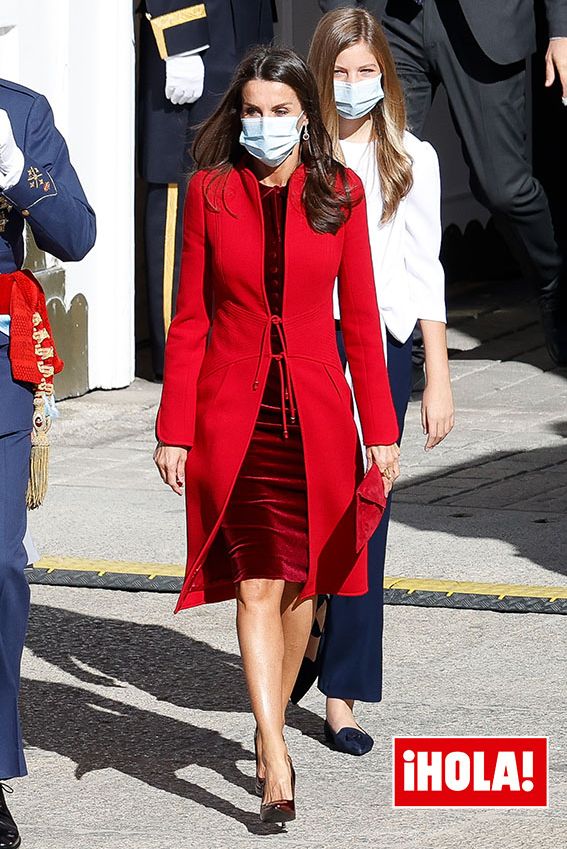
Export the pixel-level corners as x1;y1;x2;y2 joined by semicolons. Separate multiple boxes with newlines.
302;124;310;141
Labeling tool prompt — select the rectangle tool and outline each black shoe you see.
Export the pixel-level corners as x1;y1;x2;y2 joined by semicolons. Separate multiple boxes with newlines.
324;719;374;756
0;785;21;849
411;330;426;392
411;362;426;393
253;726;265;798
540;293;567;366
290;657;319;705
290;594;327;705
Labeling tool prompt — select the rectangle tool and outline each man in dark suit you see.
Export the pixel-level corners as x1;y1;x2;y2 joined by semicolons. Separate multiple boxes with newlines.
320;0;567;365
138;1;274;378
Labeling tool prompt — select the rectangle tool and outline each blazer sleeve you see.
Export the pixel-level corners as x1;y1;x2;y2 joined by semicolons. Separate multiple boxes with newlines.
545;1;567;37
156;170;211;447
404;140;447;324
2;95;96;262
145;0;210;59
337;171;399;447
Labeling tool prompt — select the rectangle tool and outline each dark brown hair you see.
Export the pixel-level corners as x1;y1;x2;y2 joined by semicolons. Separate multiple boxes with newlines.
191;45;353;234
309;8;413;223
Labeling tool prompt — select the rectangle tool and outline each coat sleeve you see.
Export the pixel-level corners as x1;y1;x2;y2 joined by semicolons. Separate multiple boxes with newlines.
545;1;567;37
404;140;447;324
337;171;399;447
2;95;96;262
156;170;211;447
145;0;210;58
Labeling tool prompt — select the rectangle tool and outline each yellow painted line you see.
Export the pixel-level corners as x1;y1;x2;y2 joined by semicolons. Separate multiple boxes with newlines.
36;556;185;578
34;558;567;599
383;576;567;600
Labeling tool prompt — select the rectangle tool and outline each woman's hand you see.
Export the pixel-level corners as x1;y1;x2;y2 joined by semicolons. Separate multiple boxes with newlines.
421;377;455;451
419;320;455;452
153;442;188;495
366;443;401;497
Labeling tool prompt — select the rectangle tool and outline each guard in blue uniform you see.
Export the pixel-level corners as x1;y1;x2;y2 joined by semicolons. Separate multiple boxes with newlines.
137;0;274;378
0;78;95;848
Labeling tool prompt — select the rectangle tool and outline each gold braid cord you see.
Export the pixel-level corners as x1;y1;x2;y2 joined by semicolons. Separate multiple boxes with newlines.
26;312;55;509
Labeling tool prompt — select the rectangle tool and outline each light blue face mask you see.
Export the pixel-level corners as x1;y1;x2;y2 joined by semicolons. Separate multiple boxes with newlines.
239;111;305;167
334;75;384;120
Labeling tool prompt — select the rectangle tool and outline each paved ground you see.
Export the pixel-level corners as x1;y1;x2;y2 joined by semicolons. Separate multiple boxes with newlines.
14;276;567;848
16;588;567;848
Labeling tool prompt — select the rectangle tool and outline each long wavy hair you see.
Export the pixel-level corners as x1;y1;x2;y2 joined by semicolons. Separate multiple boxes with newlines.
308;8;413;224
191;45;352;235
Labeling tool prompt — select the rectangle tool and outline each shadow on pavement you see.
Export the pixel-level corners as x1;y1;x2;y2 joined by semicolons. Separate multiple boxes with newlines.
22;606;324;834
444;275;565;375
395;443;567;580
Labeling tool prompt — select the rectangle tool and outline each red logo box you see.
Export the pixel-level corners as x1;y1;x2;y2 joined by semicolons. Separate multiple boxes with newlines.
393;737;548;808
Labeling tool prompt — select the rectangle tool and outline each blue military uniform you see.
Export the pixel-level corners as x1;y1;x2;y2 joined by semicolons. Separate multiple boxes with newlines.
0;78;95;783
137;0;274;377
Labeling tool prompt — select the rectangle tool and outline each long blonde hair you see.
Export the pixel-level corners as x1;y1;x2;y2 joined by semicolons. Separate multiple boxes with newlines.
308;8;413;224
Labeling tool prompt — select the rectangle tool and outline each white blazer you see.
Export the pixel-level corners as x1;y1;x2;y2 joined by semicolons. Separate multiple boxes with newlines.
333;131;447;347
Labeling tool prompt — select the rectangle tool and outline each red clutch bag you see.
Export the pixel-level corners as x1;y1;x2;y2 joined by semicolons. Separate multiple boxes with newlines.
355;463;387;551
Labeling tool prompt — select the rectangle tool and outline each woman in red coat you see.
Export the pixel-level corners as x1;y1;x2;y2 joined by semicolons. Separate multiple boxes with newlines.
154;45;399;822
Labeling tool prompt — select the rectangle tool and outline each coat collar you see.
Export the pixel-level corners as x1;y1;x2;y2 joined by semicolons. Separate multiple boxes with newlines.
234;155;305;208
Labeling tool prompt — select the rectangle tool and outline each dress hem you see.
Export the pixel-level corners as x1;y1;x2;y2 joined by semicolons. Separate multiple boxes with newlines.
175;578;369;612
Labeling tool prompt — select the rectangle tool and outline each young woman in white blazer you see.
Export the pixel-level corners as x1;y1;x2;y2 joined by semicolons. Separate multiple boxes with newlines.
293;6;455;756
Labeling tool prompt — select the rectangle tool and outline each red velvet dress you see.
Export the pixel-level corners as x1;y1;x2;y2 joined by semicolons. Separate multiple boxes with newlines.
219;183;309;584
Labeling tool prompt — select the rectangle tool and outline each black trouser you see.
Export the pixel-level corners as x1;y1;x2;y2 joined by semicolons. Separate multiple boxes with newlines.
144;179;188;378
384;0;563;298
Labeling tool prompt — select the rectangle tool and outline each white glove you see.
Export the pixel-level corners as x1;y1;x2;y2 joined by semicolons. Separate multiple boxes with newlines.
0;109;25;190
165;52;205;105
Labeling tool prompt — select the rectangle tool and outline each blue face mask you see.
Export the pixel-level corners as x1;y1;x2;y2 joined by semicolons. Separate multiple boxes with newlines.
239;111;305;167
334;75;384;120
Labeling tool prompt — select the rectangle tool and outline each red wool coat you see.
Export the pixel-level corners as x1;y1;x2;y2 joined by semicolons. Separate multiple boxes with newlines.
157;159;398;612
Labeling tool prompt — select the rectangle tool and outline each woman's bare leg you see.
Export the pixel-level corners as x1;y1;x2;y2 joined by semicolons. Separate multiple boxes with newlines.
236;578;293;803
255;584;315;780
280;584;316;713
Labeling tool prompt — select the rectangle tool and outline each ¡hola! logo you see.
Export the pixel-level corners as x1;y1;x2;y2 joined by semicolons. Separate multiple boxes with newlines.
392;737;548;808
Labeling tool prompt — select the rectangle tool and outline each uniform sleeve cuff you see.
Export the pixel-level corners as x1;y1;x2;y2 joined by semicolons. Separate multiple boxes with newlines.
2;158;58;212
147;4;209;60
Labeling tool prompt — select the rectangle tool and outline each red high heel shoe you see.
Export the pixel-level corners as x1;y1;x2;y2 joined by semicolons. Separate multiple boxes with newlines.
259;758;296;824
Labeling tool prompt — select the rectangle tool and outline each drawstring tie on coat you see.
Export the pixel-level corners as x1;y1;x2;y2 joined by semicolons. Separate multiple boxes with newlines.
252;314;297;438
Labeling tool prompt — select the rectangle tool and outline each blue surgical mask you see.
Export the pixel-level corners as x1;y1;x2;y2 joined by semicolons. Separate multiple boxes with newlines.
334;76;384;120
239;111;305;167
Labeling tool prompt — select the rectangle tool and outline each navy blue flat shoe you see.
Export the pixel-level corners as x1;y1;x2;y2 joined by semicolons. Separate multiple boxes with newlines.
324;719;374;756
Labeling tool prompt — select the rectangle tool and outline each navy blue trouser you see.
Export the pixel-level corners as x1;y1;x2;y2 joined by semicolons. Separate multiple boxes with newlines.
0;331;33;779
318;328;413;703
